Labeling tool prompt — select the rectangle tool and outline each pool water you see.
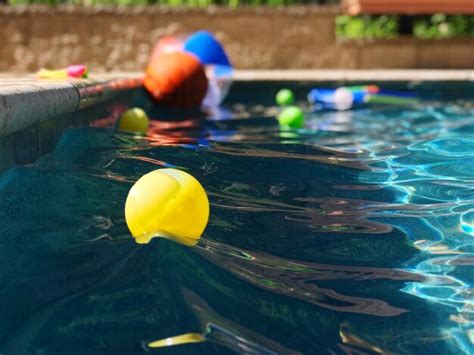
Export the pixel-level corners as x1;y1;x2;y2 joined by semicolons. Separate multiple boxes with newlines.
0;82;473;354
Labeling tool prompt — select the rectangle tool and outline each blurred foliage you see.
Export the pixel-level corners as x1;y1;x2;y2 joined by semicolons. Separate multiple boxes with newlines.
414;14;474;38
336;15;398;39
337;14;473;39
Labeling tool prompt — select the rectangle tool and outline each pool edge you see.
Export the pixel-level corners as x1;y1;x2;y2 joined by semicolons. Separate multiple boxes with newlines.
0;75;144;138
233;69;474;82
1;69;473;139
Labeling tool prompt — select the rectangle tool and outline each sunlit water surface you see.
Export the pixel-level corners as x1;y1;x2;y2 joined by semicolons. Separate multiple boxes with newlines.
0;84;473;354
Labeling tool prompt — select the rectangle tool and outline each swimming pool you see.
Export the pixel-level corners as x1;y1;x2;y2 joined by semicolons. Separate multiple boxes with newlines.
0;80;473;354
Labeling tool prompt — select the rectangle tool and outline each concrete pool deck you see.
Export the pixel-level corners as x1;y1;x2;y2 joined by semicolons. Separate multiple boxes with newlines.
1;69;473;138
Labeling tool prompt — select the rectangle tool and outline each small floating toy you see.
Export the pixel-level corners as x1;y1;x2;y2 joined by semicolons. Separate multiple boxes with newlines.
144;52;208;108
149;31;233;109
308;85;418;111
307;86;376;111
125;168;209;246
275;89;295;106
118;108;149;134
277;106;305;129
37;65;88;79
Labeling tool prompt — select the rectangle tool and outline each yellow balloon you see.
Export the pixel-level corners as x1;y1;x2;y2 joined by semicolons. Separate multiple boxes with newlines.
148;333;205;348
125;169;209;246
118;108;149;134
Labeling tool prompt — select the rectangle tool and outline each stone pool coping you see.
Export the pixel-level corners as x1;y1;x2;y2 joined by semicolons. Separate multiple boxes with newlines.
234;69;474;82
0;74;142;137
1;69;473;138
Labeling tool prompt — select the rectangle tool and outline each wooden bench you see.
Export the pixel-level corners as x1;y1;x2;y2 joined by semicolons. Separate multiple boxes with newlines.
341;0;474;16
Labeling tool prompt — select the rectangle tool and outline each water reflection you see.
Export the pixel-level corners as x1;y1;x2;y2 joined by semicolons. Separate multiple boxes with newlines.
197;240;416;316
177;289;301;354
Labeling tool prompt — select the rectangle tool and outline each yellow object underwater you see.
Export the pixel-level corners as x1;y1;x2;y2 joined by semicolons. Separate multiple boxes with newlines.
125;168;209;246
118;108;149;134
148;333;205;348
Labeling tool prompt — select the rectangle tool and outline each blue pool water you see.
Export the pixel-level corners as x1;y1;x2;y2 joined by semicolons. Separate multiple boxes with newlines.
0;82;473;354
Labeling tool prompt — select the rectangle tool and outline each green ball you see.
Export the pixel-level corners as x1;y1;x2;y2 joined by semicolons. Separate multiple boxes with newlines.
277;106;304;129
275;89;295;106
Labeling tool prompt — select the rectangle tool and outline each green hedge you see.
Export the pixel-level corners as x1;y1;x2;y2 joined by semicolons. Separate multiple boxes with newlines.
337;14;474;39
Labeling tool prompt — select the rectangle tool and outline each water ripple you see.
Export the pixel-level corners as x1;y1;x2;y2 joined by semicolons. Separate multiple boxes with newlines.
0;87;473;353
197;240;418;317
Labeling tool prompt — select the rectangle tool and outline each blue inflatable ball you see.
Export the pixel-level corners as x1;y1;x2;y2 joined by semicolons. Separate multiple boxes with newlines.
184;31;231;67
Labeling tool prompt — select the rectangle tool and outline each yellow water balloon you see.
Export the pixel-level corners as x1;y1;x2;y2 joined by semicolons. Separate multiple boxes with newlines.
125;168;209;246
118;108;149;134
148;333;205;348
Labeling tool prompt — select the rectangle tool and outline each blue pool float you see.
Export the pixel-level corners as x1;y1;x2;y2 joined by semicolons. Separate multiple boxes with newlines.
308;85;418;111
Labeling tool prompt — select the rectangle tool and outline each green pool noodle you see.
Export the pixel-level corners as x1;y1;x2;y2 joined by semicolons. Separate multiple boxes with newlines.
365;94;418;105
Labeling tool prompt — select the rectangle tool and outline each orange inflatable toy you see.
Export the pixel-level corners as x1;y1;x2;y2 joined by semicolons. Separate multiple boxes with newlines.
149;36;184;64
144;52;208;108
